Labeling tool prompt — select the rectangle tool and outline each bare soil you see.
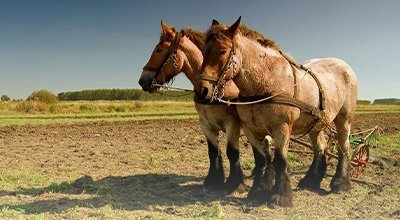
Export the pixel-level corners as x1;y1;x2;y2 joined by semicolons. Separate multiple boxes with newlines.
0;113;399;219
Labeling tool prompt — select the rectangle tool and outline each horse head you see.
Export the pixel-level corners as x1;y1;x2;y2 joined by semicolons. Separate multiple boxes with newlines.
139;21;185;92
196;17;242;101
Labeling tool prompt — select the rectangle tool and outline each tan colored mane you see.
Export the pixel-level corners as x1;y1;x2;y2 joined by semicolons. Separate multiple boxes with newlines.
206;24;279;50
205;24;297;64
159;27;206;51
181;28;206;51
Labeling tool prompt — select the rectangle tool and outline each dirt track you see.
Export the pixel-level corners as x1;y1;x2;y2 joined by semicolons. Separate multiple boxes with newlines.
0;113;399;219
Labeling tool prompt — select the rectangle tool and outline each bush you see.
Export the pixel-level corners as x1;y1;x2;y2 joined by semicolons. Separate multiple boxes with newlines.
357;100;371;105
1;95;11;102
79;104;96;112
27;90;58;104
57;88;194;101
15;101;49;113
373;98;400;105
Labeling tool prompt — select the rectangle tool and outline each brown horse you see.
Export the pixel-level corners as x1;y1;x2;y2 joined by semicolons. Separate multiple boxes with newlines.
196;17;358;206
139;21;269;194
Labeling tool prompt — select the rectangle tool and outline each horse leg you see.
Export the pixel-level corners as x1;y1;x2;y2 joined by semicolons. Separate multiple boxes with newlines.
201;124;225;191
243;126;274;201
251;138;269;178
298;131;327;189
330;115;352;192
224;124;246;194
271;124;293;207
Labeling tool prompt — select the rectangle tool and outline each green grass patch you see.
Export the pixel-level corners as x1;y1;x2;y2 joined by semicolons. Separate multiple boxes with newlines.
181;201;224;219
372;131;400;158
0;170;47;190
46;181;74;193
0;206;26;218
376;132;400;149
287;152;306;171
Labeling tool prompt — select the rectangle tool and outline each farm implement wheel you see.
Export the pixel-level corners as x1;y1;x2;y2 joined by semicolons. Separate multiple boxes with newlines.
350;144;370;177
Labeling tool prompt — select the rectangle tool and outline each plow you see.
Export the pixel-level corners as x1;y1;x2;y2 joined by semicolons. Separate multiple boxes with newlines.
288;126;382;178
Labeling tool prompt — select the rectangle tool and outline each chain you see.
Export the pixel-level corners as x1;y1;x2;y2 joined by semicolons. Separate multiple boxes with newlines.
211;52;237;102
151;52;179;89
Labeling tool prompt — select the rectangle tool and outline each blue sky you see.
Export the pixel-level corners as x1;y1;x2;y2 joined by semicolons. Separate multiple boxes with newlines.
0;0;399;101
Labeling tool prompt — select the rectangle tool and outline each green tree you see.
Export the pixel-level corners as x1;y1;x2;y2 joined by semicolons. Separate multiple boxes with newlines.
27;90;59;104
1;95;11;102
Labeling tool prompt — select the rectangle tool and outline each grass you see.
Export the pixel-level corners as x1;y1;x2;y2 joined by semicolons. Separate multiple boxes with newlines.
355;104;400;114
180;201;224;219
373;131;400;158
0;101;399;127
0;170;47;190
0;100;198;126
0;100;196;116
0;114;198;126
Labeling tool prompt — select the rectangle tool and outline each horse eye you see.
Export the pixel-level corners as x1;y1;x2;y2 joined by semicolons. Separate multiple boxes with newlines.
156;48;162;53
220;50;227;55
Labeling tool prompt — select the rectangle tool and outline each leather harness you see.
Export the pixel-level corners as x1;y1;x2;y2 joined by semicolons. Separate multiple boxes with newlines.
199;41;329;128
142;32;182;77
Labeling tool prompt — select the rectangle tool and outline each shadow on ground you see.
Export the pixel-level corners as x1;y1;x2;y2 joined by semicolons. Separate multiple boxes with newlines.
0;174;235;214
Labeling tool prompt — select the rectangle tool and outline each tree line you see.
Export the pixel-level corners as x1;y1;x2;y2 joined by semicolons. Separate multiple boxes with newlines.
57;88;194;101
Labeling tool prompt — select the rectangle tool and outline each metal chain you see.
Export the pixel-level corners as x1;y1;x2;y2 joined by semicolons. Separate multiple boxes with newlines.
211;52;237;102
151;52;179;89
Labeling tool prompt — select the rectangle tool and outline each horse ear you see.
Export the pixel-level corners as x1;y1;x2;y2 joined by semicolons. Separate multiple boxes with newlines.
212;19;220;26
161;20;174;41
225;16;241;38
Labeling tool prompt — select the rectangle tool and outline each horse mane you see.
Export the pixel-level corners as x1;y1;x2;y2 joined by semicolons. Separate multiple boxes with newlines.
159;27;206;51
181;28;206;51
206;23;297;63
206;24;279;50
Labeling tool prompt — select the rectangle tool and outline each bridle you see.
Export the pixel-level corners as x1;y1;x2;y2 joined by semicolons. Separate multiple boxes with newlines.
142;31;181;88
199;42;238;102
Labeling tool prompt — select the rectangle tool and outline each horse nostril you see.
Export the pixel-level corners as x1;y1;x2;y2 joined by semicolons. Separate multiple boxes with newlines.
200;87;209;99
138;79;144;87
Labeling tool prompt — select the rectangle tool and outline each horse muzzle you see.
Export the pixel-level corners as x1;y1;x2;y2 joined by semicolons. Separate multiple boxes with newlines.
195;83;213;101
139;70;156;92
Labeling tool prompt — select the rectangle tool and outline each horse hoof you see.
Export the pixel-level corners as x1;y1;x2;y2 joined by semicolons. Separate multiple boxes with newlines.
330;177;352;193
270;194;293;207
297;176;321;190
247;186;268;202
203;175;224;192
226;182;247;195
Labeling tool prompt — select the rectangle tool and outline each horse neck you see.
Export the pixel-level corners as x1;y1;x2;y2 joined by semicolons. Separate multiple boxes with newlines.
234;36;295;97
179;38;203;86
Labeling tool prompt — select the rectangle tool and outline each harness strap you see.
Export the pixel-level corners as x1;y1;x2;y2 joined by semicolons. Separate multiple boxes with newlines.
238;95;323;118
142;66;159;72
198;74;219;82
303;66;326;110
194;95;230;105
279;50;326;111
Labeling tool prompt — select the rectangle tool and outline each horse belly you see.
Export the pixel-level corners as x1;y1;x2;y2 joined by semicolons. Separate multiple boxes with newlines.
236;104;295;136
195;103;240;132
